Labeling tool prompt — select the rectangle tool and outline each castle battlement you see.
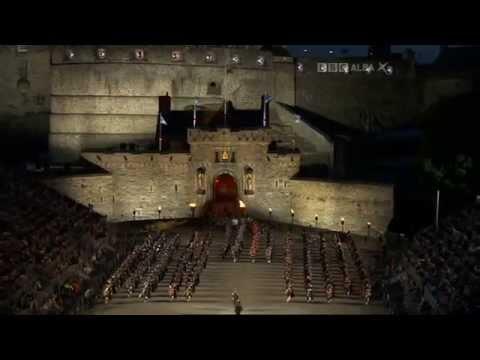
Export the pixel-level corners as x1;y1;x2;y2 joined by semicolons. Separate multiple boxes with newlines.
51;46;277;70
187;128;272;144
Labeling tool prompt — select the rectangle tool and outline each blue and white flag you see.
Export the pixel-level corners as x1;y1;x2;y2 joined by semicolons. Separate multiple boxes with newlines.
160;113;168;126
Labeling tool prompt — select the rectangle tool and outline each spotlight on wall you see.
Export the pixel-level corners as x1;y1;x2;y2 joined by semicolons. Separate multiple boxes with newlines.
297;63;304;72
290;209;295;224
340;217;345;232
158;205;162;219
367;221;371;239
256;56;265;66
239;200;246;208
232;54;240;64
268;207;272;218
315;214;318;226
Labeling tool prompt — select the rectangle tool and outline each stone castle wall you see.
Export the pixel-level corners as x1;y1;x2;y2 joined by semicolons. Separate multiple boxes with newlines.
290;179;393;235
43;127;393;235
81;152;193;221
49;46;280;162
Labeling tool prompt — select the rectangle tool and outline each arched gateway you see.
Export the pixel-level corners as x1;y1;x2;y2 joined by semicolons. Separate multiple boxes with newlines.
211;173;241;217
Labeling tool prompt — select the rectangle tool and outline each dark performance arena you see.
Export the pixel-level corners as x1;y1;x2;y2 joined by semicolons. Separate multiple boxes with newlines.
1;44;479;316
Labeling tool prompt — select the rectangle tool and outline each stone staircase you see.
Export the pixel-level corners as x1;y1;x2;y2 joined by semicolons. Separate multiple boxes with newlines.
105;222;380;307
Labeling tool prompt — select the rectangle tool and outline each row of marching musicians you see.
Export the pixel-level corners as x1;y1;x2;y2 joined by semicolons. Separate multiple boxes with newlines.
303;230;314;303
137;234;180;301
168;230;212;302
340;232;373;304
102;232;179;303
222;218;246;263
284;233;295;302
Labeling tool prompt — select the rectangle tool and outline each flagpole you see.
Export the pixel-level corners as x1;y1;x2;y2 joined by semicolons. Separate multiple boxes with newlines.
435;189;440;231
193;99;197;128
158;118;162;152
263;94;267;128
224;60;227;128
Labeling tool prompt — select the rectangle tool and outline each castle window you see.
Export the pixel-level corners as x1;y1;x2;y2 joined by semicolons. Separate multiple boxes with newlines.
256;56;265;66
174;184;178;193
16;45;28;54
96;48;107;60
171;50;183;62
205;52;216;63
196;168;206;194
65;48;75;60
135;48;145;60
244;167;254;195
207;81;221;95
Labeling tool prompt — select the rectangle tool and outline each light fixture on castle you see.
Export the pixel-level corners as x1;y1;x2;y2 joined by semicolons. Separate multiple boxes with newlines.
96;48;106;60
134;48;145;60
297;63;304;72
340;217;345;232
315;214;318;226
256;56;265;66
189;202;197;218
268;208;272;219
158;205;162;219
232;54;240;64
367;221;371;239
65;48;75;60
290;208;295;224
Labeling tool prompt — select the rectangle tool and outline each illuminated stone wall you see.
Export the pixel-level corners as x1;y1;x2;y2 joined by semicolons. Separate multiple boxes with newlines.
289;179;394;235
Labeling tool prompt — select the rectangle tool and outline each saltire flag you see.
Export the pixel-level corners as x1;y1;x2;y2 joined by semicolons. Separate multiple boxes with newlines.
263;95;273;127
160;113;168;126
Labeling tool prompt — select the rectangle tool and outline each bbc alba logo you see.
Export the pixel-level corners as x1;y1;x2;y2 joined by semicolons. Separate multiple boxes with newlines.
317;62;393;75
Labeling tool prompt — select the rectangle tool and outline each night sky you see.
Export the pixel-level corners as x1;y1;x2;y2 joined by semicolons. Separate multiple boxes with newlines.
287;45;441;64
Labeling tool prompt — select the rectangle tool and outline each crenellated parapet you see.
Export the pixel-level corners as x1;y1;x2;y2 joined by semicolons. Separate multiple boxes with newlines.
188;128;271;145
51;46;276;70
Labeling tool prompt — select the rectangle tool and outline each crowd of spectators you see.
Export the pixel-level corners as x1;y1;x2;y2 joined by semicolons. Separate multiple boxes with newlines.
0;166;131;314
385;206;480;314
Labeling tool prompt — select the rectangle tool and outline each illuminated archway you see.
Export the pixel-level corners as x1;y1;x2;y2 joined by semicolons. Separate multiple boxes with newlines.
212;173;240;217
